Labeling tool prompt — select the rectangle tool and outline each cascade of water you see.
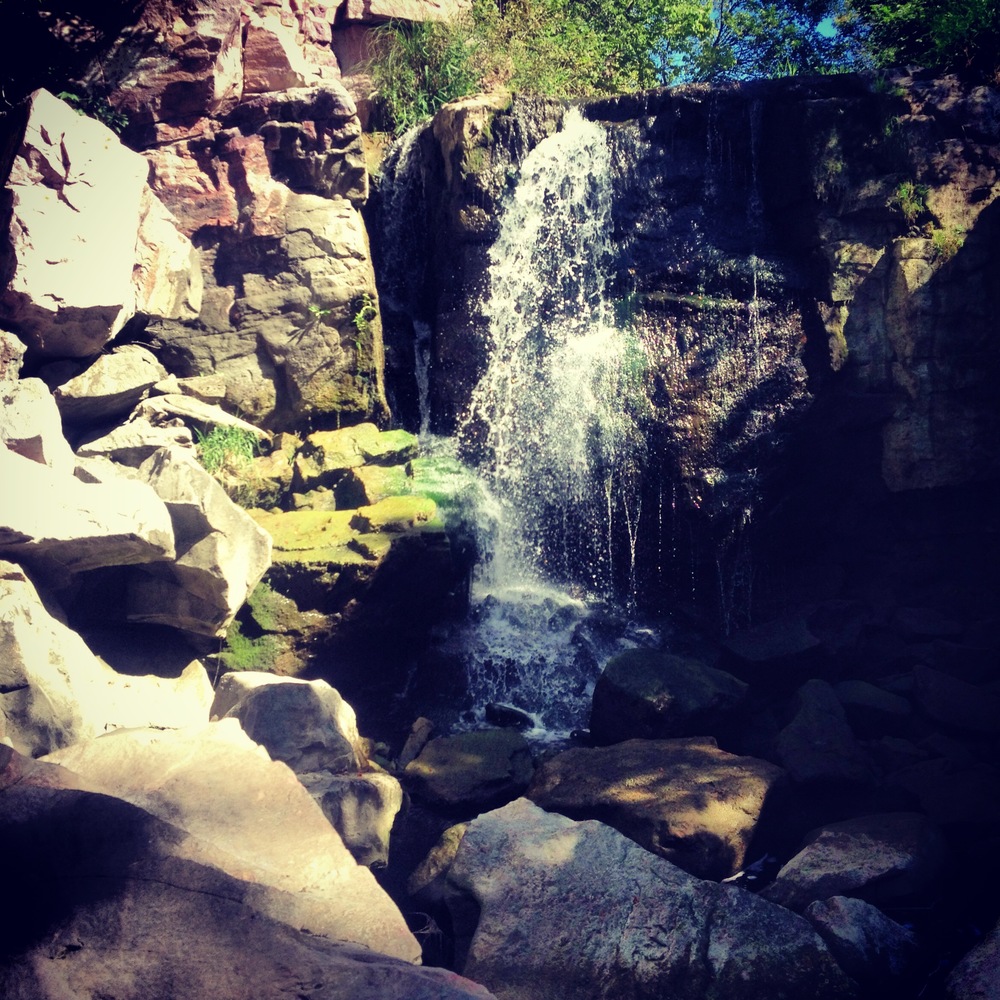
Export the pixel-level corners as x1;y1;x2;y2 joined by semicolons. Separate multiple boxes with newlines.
460;108;647;599
413;319;432;440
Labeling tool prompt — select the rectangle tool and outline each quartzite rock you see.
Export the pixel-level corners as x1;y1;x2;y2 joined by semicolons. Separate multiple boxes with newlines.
527;736;784;880
442;798;856;1000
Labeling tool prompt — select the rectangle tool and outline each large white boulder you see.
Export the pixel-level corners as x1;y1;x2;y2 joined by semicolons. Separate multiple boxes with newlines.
44;719;420;962
0;561;212;756
128;446;272;637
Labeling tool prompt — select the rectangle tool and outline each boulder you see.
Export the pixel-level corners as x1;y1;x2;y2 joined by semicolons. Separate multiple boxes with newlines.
804;896;918;988
946;917;1000;1000
243;12;318;94
833;679;912;737
0;329;26;378
0;561;212;757
294;423;418;490
0;446;176;574
0;377;75;474
775;679;874;786
442;798;856;1000
0;90;182;357
301;767;405;867
527;737;785;880
76;415;195;466
216;673;367;774
134;393;270;440
911;664;1000;735
404;730;534;813
41;344;167;424
127;446;272;638
43;719;417;960
0;744;494;999
590;649;748;746
761;812;948;912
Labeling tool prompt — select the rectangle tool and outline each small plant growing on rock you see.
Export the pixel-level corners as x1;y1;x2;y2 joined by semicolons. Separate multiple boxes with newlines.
931;224;965;261
57;90;129;134
195;424;259;475
892;180;929;225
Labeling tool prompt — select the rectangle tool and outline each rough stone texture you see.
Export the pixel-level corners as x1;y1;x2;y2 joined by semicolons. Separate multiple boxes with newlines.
76;416;195;466
127;446;272;638
133;393;270;440
804;896;918;988
775;679;874;786
0;445;176;575
243;12;318;94
0;329;26;378
0;90;198;359
443;798;856;1000
302;767;405;867
220;674;367;774
761;812;949;912
404;730;534;814
589;649;749;746
44;720;418;961
0;562;212;757
0;377;75;474
946;917;1000;1000
85;0;245;125
294;423;419;489
0;744;495;999
41;344;167;424
527;737;784;881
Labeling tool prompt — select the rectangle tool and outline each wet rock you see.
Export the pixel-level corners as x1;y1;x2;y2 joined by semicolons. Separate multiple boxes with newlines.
41;344;167;424
403;730;534;814
0;562;211;757
214;673;367;774
294;423;419;490
441;798;856;1000
127;446;272;638
761;812;948;912
527;736;785;881
399;716;436;768
804;896;918;988
485;702;534;730
590;648;748;746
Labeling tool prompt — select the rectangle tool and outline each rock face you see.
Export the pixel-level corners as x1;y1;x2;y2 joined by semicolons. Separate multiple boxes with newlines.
0;743;495;1000
0;89;200;359
441;798;855;1000
526;737;784;880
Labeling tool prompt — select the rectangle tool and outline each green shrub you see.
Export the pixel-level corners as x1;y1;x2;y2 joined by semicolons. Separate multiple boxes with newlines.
931;224;965;261
195;424;259;475
892;180;928;225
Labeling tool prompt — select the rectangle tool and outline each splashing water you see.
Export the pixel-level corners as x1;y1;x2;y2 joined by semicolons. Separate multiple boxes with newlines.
460;108;647;600
443;108;652;734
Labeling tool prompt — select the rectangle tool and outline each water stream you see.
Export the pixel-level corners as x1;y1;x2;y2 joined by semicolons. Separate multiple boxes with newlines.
439;109;652;735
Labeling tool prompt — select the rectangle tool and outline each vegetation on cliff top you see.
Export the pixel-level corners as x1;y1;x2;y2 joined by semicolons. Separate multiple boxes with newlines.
370;0;1000;133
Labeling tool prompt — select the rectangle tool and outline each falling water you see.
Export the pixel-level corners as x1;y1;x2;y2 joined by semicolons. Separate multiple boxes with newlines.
443;108;651;734
460;108;647;599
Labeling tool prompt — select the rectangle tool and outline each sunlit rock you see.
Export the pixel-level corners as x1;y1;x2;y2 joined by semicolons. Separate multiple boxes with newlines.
128;446;272;638
441;798;856;1000
0;562;211;757
40;344;167;424
527;736;784;881
761;812;948;912
403;730;534;814
1;377;75;474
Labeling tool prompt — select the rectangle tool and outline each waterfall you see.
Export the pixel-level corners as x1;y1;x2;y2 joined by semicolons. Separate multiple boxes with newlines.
460;109;647;601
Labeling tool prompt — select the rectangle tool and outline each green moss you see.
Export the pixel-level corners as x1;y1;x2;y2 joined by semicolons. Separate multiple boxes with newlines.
219;619;283;672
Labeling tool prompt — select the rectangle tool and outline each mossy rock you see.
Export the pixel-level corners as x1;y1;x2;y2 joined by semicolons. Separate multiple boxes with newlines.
334;464;411;508
251;509;372;565
292;423;418;492
349;496;441;533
